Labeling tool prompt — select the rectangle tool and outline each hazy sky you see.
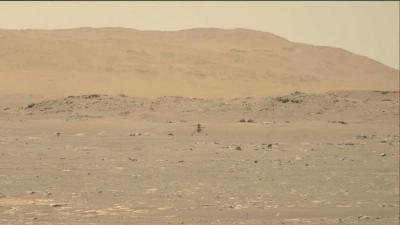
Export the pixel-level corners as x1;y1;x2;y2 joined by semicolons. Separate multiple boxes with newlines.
1;1;399;69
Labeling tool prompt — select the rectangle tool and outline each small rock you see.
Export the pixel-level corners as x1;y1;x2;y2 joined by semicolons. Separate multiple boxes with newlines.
239;119;246;123
247;119;255;123
355;134;375;140
26;103;35;109
168;133;174;136
51;203;67;208
377;153;386;157
329;120;348;125
235;146;242;151
358;215;370;220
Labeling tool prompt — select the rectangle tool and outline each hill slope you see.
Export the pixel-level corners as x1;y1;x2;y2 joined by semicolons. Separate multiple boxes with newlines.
0;28;398;98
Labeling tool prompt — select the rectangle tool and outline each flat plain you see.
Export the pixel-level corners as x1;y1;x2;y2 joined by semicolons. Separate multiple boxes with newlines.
0;91;398;225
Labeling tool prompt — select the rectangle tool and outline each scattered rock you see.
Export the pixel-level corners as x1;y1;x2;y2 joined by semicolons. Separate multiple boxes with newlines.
239;119;256;123
276;96;303;104
358;215;370;220
328;120;348;125
224;145;242;151
51;203;67;208
82;94;101;99
355;134;375;140
129;157;138;162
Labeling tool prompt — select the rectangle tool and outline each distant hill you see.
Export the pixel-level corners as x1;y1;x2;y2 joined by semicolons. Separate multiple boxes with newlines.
0;28;398;98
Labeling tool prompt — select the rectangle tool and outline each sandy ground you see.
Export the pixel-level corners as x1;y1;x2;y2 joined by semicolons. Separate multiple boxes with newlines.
0;91;398;224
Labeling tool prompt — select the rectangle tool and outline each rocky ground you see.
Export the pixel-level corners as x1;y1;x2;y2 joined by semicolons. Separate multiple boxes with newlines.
0;90;399;224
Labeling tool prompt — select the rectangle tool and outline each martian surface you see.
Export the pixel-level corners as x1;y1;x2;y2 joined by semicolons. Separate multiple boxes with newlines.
0;28;399;224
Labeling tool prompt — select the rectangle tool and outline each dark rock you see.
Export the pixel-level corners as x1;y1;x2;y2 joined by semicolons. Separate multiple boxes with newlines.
51;203;67;208
328;120;348;125
235;146;242;151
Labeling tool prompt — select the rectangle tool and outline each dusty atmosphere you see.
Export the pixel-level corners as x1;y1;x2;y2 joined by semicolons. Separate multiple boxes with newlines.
0;28;399;225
